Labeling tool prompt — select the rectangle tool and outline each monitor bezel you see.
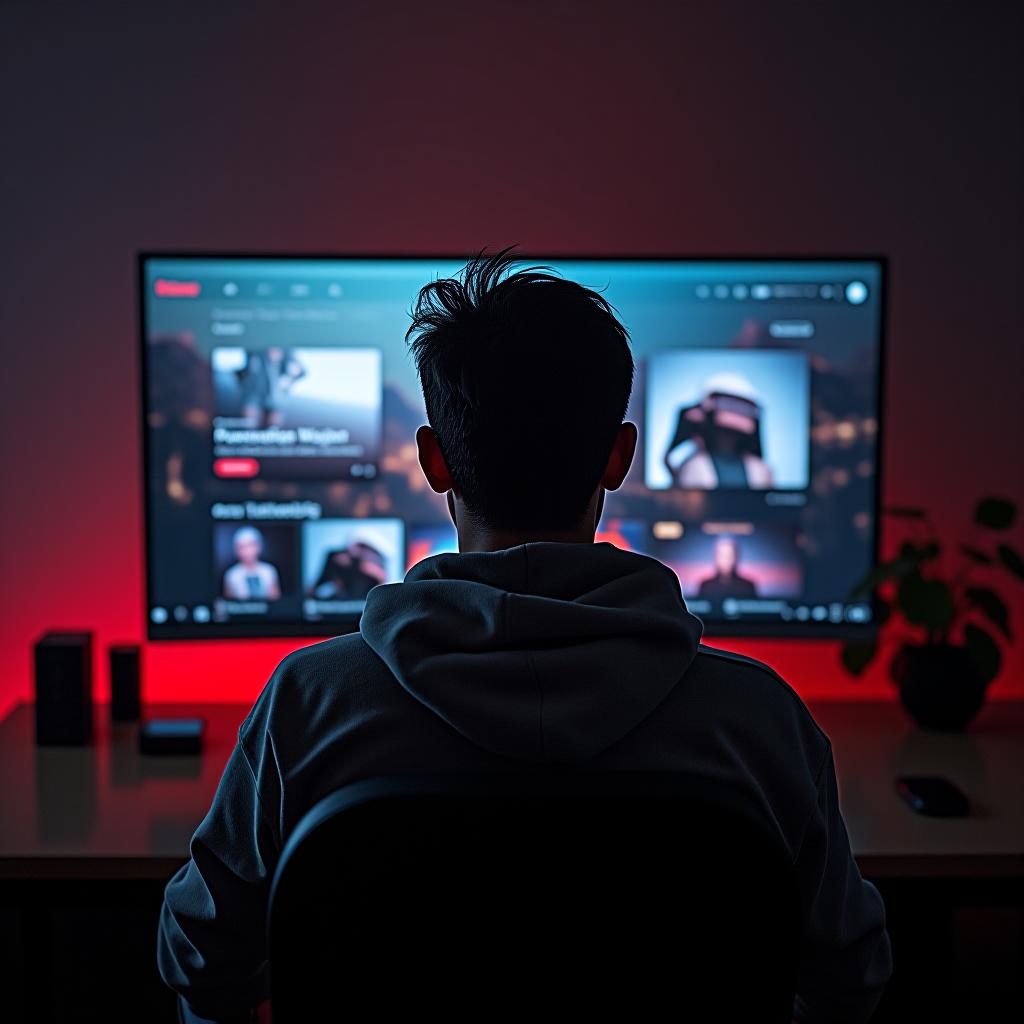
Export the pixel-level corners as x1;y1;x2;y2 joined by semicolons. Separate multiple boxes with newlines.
138;252;888;641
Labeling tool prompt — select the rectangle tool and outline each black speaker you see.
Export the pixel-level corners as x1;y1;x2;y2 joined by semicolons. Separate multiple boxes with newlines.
109;645;142;722
34;632;93;745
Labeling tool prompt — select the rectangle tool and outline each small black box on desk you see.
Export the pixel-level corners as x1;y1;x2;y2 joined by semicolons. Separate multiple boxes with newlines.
139;717;205;756
35;631;93;745
109;644;142;722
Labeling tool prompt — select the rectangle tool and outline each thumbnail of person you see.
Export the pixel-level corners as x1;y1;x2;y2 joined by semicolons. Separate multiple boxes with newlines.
654;523;803;600
645;350;810;491
236;348;307;428
665;373;772;488
303;520;404;602
214;524;295;601
311;542;386;600
696;536;759;599
211;346;383;479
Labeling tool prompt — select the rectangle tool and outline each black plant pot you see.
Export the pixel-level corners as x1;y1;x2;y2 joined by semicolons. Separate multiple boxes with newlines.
891;644;987;731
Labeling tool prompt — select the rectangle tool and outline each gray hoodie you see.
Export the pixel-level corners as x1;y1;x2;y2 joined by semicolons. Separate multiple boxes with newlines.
158;542;891;1022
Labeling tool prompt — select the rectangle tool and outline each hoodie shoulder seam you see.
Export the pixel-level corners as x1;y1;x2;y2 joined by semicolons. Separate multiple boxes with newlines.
695;643;829;747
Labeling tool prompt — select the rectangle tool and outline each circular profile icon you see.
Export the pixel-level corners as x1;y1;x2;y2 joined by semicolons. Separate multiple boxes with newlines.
845;281;869;305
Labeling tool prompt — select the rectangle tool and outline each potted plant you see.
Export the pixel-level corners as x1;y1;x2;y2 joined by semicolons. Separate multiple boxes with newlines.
841;497;1021;730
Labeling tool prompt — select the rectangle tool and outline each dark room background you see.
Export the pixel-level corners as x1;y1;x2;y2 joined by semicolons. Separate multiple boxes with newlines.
2;0;1021;717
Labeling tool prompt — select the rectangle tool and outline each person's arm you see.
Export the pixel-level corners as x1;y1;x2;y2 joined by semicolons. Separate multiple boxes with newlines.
676;452;717;488
743;454;774;488
663;407;692;480
792;745;892;1023
157;684;283;1021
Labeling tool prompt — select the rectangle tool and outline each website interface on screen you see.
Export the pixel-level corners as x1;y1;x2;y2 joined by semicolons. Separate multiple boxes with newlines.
142;257;883;638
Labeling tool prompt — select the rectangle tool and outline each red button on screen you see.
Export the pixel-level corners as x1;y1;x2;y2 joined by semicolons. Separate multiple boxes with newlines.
213;458;260;478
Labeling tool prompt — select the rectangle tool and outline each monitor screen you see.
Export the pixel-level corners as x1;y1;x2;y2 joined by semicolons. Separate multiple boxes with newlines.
140;255;884;639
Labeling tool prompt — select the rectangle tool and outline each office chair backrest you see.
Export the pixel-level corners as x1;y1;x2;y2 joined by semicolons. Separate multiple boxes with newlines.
268;773;801;1023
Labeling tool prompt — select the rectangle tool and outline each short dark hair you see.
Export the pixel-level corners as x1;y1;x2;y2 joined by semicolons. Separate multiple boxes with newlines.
406;248;634;531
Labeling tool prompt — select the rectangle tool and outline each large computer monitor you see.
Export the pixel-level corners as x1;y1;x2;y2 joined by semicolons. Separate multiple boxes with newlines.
140;255;885;639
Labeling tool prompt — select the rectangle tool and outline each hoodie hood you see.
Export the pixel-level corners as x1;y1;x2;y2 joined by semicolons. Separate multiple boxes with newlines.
360;541;703;764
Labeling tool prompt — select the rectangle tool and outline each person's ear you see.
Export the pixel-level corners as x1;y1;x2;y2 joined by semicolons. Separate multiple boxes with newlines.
416;425;456;494
601;422;638;491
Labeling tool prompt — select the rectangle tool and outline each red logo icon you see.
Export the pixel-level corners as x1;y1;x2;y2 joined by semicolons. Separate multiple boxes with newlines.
154;279;201;298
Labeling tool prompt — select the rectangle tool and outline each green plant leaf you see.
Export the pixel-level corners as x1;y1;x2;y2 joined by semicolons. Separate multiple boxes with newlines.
964;623;1001;685
975;497;1016;530
847;557;918;600
961;545;994;565
897;573;955;631
965;586;1012;641
841;640;877;677
997;544;1024;581
885;506;927;519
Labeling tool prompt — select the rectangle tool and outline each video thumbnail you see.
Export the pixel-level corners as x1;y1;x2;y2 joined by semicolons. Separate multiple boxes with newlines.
302;518;404;617
645;349;809;491
406;523;459;571
212;523;299;619
211;346;382;480
654;523;803;601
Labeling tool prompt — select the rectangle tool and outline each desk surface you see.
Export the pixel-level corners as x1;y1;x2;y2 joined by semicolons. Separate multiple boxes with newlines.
1;700;1022;880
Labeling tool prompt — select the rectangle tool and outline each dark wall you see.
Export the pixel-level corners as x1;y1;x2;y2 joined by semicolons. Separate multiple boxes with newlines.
2;1;1021;713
